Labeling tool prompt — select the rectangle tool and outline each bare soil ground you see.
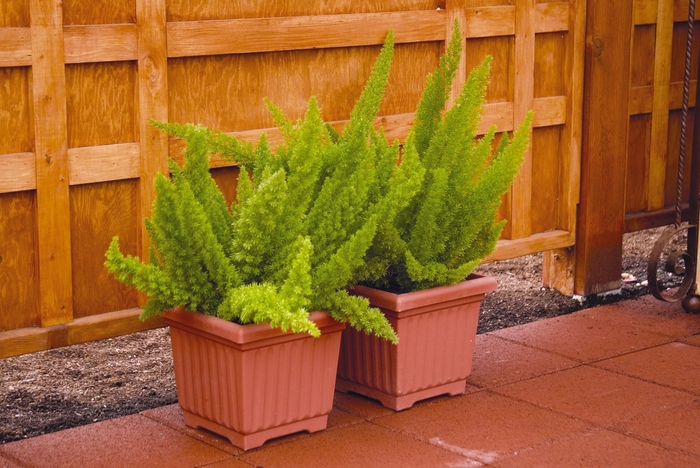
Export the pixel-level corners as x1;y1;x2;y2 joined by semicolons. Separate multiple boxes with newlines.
0;227;690;444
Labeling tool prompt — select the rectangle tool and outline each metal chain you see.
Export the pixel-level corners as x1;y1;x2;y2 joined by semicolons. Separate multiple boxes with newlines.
677;0;695;228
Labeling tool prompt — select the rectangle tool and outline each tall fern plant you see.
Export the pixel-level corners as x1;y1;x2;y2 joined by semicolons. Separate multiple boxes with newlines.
105;32;422;343
360;22;534;293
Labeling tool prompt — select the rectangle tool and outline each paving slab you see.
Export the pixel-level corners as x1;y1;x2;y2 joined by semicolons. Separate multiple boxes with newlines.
141;405;243;456
0;414;233;468
577;296;700;338
494;365;696;426
491;312;673;362
331;391;396;420
140;403;364;453
239;421;470;468
373;390;591;465
0;453;24;468
592;342;700;395
491;428;700;468
470;334;580;389
615;400;700;458
681;333;700;347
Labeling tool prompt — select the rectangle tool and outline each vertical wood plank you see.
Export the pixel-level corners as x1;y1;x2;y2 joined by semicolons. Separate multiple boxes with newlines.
573;0;634;295
648;0;674;210
135;0;169;266
445;0;467;108
511;0;535;238
0;191;40;331
70;181;139;318
542;0;586;294
29;0;73;327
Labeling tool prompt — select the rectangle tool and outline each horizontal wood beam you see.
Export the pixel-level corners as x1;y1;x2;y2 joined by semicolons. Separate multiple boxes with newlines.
533;2;569;33
0;308;165;359
629;81;697;115
0;5;573;67
64;24;138;64
0;27;31;67
68;143;141;185
625;205;692;232
167;11;446;58
0;152;36;193
634;0;700;25
484;229;575;262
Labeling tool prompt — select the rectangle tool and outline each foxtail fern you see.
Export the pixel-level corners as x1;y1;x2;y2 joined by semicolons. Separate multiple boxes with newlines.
361;21;533;293
105;31;419;343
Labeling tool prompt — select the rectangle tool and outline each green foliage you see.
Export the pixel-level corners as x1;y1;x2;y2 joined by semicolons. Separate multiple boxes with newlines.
361;20;534;293
105;32;414;343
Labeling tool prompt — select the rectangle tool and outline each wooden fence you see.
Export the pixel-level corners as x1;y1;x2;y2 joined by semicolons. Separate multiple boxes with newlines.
1;0;588;357
544;0;700;295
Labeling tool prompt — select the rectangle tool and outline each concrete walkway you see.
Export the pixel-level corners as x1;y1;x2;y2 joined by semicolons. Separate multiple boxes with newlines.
2;295;700;467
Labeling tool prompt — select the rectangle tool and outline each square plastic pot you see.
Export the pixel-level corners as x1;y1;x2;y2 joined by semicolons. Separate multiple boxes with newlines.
336;274;497;410
163;308;345;450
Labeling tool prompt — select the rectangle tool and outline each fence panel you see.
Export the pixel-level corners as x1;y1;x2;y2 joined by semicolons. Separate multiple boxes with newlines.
0;0;585;357
626;0;699;231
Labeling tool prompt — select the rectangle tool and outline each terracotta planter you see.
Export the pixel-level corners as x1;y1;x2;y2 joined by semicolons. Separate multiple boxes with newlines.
163;307;345;450
336;274;497;410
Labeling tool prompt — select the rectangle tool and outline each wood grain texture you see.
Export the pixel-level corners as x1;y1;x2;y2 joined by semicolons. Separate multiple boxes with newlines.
0;309;165;358
30;0;74;327
670;22;699;83
647;0;674;211
0;153;36;193
166;0;440;22
511;0;536;238
531;126;562;233
0;27;31;66
0;0;30;27
0;67;32;153
167;11;445;57
484;229;575;262
626;114;652;213
136;0;169;272
630;80;698;114
68;143;141;185
62;0;135;25
574;0;634;295
542;0;586;294
464;6;514;38
534;32;566;98
65;61;137;148
70;180;139;318
0;191;39;332
464;36;513;103
533;2;569;33
64;24;138;63
168;43;439;132
631;24;656;87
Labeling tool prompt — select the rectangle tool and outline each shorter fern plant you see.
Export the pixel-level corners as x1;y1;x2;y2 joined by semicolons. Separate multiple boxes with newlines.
105;32;419;343
359;21;534;293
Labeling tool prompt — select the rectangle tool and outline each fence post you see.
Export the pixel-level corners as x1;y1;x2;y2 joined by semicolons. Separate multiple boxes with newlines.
29;0;74;327
135;0;169;277
555;0;634;295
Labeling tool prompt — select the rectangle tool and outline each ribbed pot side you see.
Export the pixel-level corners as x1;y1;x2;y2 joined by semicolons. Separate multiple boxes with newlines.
337;274;497;411
163;308;346;450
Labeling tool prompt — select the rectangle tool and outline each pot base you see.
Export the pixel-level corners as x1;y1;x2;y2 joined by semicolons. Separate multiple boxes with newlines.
182;410;329;450
336;378;466;411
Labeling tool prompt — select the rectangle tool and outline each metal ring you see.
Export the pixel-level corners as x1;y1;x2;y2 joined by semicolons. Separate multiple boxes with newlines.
648;223;696;303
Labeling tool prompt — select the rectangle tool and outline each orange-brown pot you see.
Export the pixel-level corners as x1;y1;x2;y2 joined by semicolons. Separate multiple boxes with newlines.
337;274;497;410
163;307;345;450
